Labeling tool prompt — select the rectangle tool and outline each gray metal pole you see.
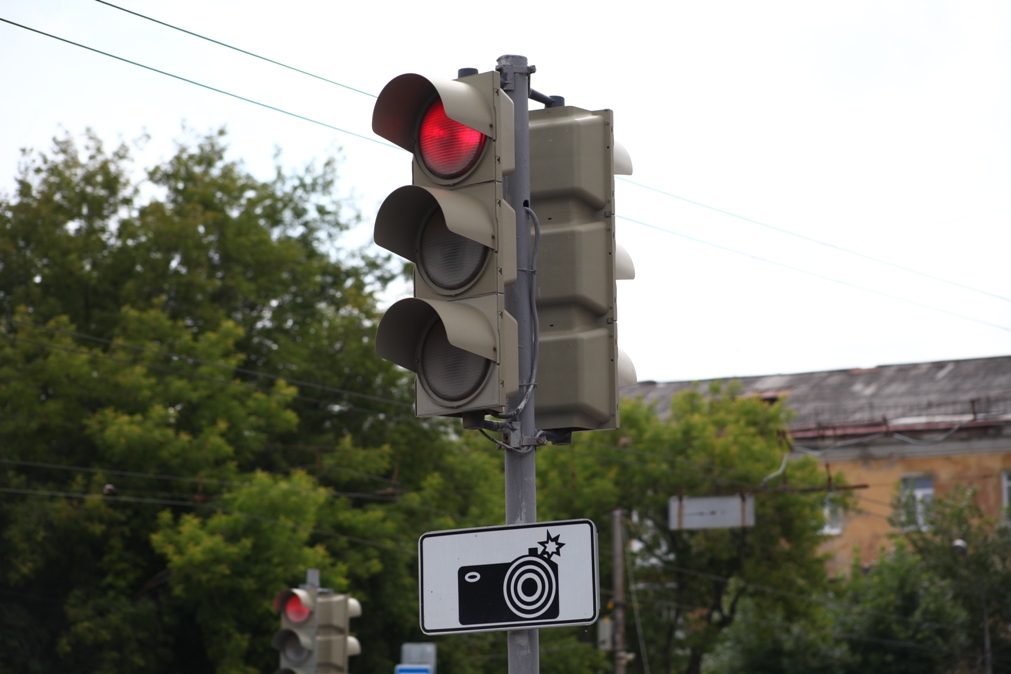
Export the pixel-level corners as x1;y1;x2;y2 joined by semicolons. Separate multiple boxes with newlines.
613;509;627;674
982;592;992;674
498;53;538;674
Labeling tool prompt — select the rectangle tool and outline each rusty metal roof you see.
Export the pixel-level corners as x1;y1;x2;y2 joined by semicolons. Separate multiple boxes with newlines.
621;355;1011;433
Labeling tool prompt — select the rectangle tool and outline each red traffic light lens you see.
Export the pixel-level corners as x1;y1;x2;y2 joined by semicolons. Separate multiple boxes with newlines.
418;99;486;179
284;594;311;623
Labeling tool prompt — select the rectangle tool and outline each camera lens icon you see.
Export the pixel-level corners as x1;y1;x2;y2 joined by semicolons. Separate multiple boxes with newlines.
503;554;557;619
457;545;561;625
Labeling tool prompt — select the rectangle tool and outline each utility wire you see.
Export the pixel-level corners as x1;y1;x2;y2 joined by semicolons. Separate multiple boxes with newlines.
87;1;1011;311
7;317;412;409
12;11;1006;325
619;214;1011;334
94;0;378;99
0;485;413;553
0;456;489;526
9;333;418;421
619;177;1011;304
656;562;998;658
9;14;1007;331
0;457;386;501
622;516;652;674
0;17;395;149
93;0;1010;312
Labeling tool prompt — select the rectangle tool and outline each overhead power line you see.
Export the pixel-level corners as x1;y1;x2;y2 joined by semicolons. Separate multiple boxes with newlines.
9;332;418;422
7;317;412;408
0;17;395;148
89;1;1008;309
619;177;1011;305
619;214;1011;334
6;14;1007;340
94;0;378;99
0;485;412;553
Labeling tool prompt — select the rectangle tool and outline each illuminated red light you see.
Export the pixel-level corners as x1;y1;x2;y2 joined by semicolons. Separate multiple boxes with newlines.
284;594;311;623
418;99;486;179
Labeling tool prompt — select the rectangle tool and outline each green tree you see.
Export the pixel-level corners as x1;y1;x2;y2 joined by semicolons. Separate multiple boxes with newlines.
705;598;849;674
539;385;833;674
901;485;1011;673
708;542;966;674
0;128;508;674
836;541;967;674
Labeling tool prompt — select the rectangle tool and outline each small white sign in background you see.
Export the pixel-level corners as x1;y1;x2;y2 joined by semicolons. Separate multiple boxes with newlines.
669;495;755;530
418;519;598;634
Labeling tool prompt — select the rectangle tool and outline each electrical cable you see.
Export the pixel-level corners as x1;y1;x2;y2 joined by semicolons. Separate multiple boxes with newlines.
8;333;418;422
0;17;396;149
622;516;652;674
90;0;1011;321
8;13;1008;339
0;485;413;553
0;457;387;501
10;12;1008;328
94;0;378;99
493;205;541;425
616;551;993;662
7;317;412;408
658;562;998;654
0;455;491;526
618;214;1011;334
618;177;1011;305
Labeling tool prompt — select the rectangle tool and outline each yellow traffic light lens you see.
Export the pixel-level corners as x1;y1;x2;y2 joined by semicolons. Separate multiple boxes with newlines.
418;210;488;292
418;99;486;179
284;594;311;623
419;321;490;403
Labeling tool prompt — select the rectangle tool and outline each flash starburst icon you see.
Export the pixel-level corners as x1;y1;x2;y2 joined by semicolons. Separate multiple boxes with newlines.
538;531;565;559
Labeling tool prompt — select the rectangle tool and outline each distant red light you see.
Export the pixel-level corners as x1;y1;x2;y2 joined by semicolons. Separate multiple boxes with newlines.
418;99;486;179
284;594;311;623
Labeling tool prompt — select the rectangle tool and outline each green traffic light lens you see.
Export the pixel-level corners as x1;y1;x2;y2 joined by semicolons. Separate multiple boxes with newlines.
418;99;486;179
419;320;490;403
418;210;488;292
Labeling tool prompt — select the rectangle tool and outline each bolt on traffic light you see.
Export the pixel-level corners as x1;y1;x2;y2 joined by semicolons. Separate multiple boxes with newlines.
529;105;637;433
272;588;361;674
372;70;518;418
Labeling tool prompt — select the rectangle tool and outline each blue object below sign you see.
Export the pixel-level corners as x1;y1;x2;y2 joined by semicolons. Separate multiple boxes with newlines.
395;666;432;674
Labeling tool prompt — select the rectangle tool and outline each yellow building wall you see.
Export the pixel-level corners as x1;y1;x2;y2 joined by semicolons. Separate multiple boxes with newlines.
819;450;1011;576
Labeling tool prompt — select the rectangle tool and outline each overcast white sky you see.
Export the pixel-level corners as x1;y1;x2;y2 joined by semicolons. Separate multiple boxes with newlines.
2;0;1009;383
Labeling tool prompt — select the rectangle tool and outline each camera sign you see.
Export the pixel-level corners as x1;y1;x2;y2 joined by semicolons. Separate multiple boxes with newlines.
418;519;599;634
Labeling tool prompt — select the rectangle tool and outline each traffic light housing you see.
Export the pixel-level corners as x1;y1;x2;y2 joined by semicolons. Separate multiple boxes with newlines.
272;588;361;674
372;71;518;418
529;106;637;433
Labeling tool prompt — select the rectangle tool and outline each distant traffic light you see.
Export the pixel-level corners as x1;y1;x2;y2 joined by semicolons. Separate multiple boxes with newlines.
273;587;317;674
371;70;518;418
273;584;361;674
529;105;637;433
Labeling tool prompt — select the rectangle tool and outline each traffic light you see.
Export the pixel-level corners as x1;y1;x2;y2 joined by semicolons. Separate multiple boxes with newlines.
529;105;637;433
272;588;361;674
371;70;518;418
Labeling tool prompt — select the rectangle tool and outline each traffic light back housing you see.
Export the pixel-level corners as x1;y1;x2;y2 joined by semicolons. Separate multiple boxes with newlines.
530;106;636;432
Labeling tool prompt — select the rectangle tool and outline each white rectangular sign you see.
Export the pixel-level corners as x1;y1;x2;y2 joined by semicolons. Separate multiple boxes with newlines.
669;495;755;530
418;519;599;634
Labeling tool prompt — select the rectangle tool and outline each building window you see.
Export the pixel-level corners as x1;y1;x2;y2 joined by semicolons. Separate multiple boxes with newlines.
1002;471;1011;519
899;475;934;530
820;499;843;536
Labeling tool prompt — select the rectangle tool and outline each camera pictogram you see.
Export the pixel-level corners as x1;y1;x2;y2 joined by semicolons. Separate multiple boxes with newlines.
457;531;566;625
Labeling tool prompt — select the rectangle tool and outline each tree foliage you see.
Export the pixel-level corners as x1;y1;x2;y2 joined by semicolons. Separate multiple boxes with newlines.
539;385;833;674
0;129;501;674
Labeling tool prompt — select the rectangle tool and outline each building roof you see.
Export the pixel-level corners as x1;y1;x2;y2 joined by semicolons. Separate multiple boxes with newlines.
622;355;1011;436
